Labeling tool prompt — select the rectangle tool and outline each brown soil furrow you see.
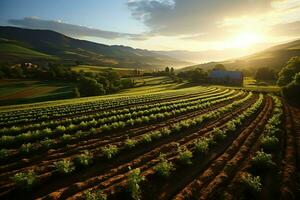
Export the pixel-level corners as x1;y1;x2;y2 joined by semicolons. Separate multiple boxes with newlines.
22;94;258;199
0;91;243;176
198;97;273;200
279;104;297;199
172;96;272;200
36;95;257;200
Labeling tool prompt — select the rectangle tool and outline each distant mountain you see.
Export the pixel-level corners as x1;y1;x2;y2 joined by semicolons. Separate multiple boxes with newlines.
181;39;300;72
0;26;191;69
153;49;254;64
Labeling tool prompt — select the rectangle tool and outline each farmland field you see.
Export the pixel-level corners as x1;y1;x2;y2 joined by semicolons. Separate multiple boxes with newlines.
0;86;299;200
0;79;75;106
71;65;143;77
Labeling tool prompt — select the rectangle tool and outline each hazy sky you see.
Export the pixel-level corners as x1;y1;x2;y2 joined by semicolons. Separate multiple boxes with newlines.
1;0;300;55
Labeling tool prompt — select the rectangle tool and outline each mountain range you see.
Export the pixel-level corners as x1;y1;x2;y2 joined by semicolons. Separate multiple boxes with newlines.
0;26;191;69
0;26;299;72
181;39;300;71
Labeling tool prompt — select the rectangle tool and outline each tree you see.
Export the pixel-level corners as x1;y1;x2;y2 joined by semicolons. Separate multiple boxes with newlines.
170;67;175;75
282;72;300;101
165;67;170;73
190;68;208;83
78;77;105;96
121;78;135;89
277;56;300;86
213;64;226;71
255;67;276;81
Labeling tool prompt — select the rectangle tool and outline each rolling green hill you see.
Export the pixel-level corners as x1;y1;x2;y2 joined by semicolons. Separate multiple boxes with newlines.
0;26;191;69
182;39;300;72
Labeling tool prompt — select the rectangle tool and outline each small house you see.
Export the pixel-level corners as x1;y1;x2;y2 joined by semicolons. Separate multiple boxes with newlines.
209;70;243;85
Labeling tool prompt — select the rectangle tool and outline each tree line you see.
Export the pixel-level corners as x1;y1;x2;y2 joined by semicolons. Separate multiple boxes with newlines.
0;63;135;97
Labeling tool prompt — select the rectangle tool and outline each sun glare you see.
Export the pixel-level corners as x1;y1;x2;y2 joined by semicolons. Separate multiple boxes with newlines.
232;31;263;48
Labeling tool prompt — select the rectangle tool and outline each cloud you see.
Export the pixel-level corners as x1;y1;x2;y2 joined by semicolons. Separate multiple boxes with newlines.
269;21;300;37
127;0;275;36
8;17;148;40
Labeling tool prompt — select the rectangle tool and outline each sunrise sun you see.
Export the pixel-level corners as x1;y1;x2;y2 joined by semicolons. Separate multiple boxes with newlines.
232;31;263;48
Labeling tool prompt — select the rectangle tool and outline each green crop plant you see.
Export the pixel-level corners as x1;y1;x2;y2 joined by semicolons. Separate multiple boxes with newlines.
75;150;93;167
11;170;37;189
154;153;175;177
84;189;107;200
126;167;145;200
251;150;276;171
19;143;34;154
178;146;193;165
194;137;210;154
54;159;75;174
241;172;262;194
101;144;119;159
124;138;137;149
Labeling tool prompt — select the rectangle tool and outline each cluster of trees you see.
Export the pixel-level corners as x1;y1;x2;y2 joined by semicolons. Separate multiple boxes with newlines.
0;63;135;97
177;68;208;83
143;67;175;77
277;57;300;102
255;67;276;81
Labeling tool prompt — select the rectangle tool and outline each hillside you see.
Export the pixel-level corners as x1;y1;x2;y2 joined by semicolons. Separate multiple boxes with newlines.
0;26;191;69
182;39;300;71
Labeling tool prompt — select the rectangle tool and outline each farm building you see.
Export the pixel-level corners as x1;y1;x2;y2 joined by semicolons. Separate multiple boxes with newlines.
209;70;243;85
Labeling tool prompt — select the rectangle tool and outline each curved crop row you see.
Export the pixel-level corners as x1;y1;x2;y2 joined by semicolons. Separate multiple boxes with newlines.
0;90;239;149
0;87;217;126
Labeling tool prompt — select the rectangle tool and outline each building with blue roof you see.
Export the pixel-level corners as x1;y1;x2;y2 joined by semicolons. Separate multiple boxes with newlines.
209;70;243;85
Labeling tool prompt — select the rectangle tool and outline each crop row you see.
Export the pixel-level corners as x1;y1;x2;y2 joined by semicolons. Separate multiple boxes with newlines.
0;90;240;149
0;92;256;199
69;93;265;199
0;91;245;180
214;95;282;200
0;88;227;136
0;87;217;126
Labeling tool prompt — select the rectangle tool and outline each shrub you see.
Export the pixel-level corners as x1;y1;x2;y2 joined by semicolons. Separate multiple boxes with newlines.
124;138;137;149
126;167;145;200
154;153;175;177
84;189;107;200
194;138;210;154
75;150;93;167
54;159;75;174
241;172;262;194
252;150;276;170
11;170;37;189
178;146;193;165
101;144;119;159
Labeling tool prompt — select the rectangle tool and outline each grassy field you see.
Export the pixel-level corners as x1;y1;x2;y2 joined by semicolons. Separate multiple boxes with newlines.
0;76;281;111
0;79;75;106
0;40;56;60
71;65;143;76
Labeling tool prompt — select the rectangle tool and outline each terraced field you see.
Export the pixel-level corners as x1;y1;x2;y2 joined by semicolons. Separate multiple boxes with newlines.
0;86;299;200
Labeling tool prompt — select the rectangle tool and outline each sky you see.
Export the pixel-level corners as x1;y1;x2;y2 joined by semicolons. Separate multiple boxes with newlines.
1;0;300;62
